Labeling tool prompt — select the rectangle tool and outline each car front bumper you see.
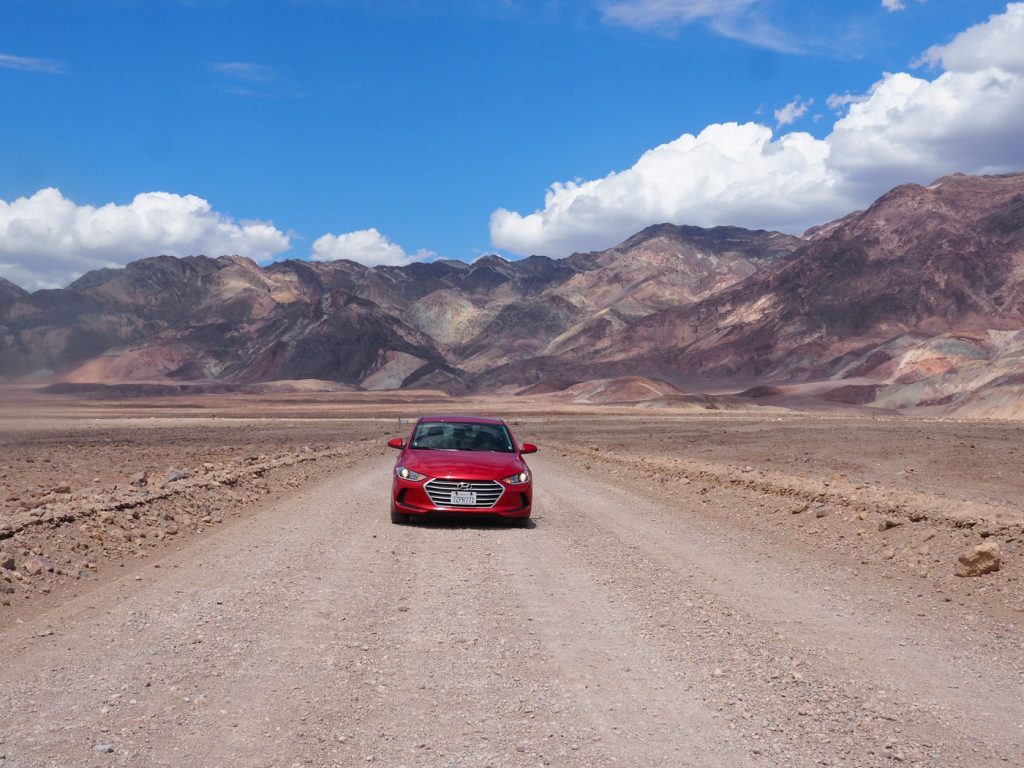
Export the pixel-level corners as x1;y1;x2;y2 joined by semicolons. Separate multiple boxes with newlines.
392;477;532;518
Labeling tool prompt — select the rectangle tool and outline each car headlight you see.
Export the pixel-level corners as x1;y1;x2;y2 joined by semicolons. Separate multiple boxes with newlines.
395;465;427;482
502;470;530;485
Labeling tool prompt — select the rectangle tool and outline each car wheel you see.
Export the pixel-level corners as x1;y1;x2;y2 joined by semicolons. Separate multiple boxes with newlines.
509;517;530;529
391;509;410;525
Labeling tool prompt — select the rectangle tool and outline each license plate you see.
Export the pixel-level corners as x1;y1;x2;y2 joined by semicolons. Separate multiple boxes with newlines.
450;491;476;505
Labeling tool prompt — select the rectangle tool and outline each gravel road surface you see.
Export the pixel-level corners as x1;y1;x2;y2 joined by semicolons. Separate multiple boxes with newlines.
2;449;1021;767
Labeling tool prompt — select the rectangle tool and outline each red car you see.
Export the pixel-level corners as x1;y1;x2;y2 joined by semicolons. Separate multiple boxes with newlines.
387;415;537;526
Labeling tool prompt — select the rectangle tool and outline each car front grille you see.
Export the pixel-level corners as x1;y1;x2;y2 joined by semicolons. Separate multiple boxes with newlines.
424;479;504;509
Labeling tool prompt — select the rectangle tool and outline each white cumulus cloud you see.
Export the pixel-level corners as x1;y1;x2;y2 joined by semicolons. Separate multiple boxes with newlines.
918;1;1024;72
311;228;434;268
491;3;1024;257
0;189;291;290
882;0;928;12
774;96;813;127
825;92;863;112
491;123;844;256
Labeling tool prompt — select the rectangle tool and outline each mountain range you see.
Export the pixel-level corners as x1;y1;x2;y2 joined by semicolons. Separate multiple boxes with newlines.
2;172;1023;416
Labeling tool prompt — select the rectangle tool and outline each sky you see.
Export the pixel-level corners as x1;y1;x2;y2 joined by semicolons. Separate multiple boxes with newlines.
1;0;1023;289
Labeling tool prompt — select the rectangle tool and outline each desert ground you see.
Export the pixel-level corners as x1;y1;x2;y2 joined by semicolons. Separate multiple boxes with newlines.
1;388;1022;767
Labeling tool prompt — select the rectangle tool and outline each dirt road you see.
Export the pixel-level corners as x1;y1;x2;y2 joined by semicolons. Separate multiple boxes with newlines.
2;447;1022;767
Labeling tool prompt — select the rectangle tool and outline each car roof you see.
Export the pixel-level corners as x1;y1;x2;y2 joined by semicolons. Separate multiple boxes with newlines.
417;415;507;426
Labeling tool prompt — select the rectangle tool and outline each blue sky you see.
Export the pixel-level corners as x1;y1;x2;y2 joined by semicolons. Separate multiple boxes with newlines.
1;0;1022;288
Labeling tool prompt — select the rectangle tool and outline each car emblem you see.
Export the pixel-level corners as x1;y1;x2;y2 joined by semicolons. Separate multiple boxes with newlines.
457;482;472;491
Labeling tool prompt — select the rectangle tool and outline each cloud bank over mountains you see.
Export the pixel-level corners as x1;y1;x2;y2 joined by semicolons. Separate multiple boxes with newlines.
0;186;430;289
312;228;433;268
491;3;1024;257
0;189;291;290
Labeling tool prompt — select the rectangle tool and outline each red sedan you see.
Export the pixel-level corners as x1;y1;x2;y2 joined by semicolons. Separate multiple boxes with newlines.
387;415;537;526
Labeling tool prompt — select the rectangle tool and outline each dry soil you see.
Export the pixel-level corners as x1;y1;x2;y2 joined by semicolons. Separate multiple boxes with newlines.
1;392;1022;767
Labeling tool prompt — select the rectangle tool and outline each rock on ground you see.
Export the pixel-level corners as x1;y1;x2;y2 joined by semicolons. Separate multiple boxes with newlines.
955;542;1001;577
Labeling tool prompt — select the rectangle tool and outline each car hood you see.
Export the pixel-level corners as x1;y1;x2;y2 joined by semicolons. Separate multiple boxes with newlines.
403;449;525;480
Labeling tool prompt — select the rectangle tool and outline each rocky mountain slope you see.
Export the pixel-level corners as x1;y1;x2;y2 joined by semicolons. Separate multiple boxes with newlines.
3;172;1024;415
479;173;1024;413
0;225;797;391
0;276;27;305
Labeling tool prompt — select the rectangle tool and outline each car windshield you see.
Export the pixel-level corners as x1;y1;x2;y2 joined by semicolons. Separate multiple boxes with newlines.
410;421;515;452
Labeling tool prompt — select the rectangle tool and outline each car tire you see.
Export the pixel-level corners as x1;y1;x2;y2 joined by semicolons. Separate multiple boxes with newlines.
391;509;410;525
509;517;530;528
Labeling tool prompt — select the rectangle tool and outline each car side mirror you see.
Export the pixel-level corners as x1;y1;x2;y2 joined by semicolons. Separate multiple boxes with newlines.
520;442;538;454
387;437;405;449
